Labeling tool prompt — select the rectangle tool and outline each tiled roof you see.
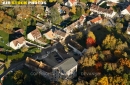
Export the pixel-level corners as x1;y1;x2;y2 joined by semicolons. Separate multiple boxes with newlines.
69;0;76;4
26;57;52;72
90;16;102;23
45;30;54;39
61;6;70;14
12;37;25;46
54;29;66;37
126;5;130;13
30;28;41;38
90;4;113;14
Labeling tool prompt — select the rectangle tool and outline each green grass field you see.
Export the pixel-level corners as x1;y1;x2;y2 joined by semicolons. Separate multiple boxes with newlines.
0;30;9;48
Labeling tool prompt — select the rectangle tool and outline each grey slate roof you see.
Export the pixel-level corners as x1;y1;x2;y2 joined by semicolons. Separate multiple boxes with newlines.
53;57;77;73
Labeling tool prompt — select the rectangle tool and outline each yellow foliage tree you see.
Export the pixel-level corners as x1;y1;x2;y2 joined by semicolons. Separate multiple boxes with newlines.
98;76;108;85
114;50;122;57
102;34;117;50
49;0;56;2
89;0;95;3
87;31;96;41
71;6;76;14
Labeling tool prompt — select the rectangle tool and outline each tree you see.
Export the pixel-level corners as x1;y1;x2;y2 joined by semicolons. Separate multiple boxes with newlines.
102;34;117;50
86;9;90;15
124;15;130;21
86;37;96;47
50;7;62;24
76;32;83;40
98;76;108;85
76;6;82;17
123;73;128;80
12;70;27;85
115;22;123;33
87;31;96;41
71;6;76;14
48;0;56;2
21;46;28;52
85;46;96;56
122;52;128;57
99;53;105;60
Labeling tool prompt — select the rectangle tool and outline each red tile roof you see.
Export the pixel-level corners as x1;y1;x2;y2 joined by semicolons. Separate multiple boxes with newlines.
126;5;130;13
30;28;41;38
69;0;76;4
90;16;102;23
12;37;25;46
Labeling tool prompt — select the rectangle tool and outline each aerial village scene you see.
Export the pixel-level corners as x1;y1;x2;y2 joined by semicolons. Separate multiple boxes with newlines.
0;0;130;85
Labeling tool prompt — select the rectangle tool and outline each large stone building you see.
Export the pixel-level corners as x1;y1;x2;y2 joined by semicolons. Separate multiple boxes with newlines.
25;43;78;81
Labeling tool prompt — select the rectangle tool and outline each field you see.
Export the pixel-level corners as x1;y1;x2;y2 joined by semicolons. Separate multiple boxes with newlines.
0;30;9;48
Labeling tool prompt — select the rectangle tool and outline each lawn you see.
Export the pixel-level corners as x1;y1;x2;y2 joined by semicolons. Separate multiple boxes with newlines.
0;30;9;48
80;0;87;3
0;67;4;75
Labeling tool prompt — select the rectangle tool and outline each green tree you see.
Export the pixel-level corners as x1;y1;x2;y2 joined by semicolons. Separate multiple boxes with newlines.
12;70;27;85
76;32;83;40
123;73;128;80
50;7;62;24
21;46;28;52
124;15;130;21
115;22;123;33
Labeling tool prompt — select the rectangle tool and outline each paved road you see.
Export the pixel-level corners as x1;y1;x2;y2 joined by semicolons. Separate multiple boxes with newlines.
0;53;41;79
26;41;44;49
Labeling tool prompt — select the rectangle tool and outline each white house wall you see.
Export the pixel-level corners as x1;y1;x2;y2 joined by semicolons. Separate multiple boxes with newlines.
66;65;77;79
121;9;130;15
10;41;26;50
27;33;35;41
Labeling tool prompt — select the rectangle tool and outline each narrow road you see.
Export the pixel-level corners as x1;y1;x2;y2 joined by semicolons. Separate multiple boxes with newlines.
0;53;41;79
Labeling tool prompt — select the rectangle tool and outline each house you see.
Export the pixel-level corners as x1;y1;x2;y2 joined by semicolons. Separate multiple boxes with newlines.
67;39;86;56
126;22;130;34
65;0;78;7
44;26;66;41
54;3;70;20
121;5;130;15
25;43;78;81
106;0;120;3
27;28;42;41
90;4;117;18
25;57;52;80
10;37;26;50
36;22;45;29
87;15;102;25
25;57;77;81
64;14;87;33
106;1;117;6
